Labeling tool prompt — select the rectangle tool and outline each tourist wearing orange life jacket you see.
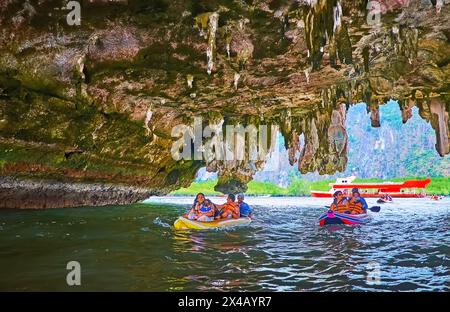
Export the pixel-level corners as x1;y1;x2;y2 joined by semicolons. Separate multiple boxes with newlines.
348;188;368;214
183;193;205;220
214;194;240;219
330;191;350;213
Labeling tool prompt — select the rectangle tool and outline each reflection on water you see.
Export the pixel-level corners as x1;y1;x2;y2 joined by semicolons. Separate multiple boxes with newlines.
0;197;448;291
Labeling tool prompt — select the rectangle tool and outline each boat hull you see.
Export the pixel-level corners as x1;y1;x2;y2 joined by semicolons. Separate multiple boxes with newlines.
173;216;252;230
311;191;425;198
319;211;370;226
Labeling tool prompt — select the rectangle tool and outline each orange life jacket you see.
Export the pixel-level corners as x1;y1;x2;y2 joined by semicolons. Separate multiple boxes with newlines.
348;199;364;214
221;202;240;218
331;199;349;213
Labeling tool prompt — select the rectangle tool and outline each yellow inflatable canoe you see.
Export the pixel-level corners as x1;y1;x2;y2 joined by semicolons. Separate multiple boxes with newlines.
173;216;252;230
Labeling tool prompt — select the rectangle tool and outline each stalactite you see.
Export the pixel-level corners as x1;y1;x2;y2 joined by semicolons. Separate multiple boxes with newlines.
206;12;219;75
288;131;300;166
195;12;219;75
304;0;352;70
233;72;240;90
418;98;450;157
186;74;194;89
399;99;414;124
370;104;381;127
298;116;319;173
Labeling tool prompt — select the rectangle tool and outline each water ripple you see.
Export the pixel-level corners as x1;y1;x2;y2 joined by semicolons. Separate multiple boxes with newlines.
0;197;448;291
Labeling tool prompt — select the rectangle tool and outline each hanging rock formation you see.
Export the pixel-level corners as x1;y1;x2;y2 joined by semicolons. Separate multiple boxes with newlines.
0;0;449;208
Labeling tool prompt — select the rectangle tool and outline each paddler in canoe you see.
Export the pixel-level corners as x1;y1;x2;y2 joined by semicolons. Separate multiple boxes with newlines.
347;188;368;214
196;199;216;221
174;193;252;230
321;188;378;227
237;193;253;218
329;190;350;213
182;193;250;222
214;194;240;220
183;193;215;221
183;192;205;220
330;188;367;215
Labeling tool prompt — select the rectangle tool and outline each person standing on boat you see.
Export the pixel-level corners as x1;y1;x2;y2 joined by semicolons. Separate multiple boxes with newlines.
237;194;253;218
348;188;368;214
330;191;350;213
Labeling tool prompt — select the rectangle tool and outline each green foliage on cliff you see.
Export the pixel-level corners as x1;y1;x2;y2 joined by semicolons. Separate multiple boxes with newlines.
171;177;450;196
170;180;222;196
171;180;289;196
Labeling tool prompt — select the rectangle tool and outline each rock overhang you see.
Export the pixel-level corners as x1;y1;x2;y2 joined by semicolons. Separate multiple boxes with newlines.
0;0;448;207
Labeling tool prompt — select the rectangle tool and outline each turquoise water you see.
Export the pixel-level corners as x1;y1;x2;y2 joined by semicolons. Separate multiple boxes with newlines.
0;197;448;291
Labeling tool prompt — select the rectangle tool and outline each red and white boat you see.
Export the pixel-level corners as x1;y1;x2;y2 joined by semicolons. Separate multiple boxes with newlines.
311;176;431;198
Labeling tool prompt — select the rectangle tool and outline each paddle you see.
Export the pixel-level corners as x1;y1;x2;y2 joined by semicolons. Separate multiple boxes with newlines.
368;206;381;212
325;205;381;212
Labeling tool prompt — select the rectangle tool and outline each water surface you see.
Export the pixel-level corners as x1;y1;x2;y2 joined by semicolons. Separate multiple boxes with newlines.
0;197;448;291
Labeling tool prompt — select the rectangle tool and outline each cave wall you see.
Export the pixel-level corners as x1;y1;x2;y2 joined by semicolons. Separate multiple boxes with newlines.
0;0;449;208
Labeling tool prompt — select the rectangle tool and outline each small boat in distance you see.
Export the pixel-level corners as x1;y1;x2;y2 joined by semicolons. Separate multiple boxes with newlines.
430;195;444;201
377;194;393;203
311;176;431;198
